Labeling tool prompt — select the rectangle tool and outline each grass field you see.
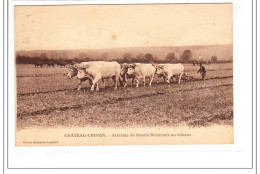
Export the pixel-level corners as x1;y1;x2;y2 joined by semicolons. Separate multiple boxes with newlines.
16;63;233;130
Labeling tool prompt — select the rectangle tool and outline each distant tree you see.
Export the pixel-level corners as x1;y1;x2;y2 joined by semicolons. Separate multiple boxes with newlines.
153;55;159;62
122;53;133;62
40;53;47;59
101;52;109;59
144;53;153;62
136;53;144;59
211;56;218;63
59;51;69;59
73;57;81;63
135;53;145;62
165;52;177;62
180;50;193;61
79;53;88;60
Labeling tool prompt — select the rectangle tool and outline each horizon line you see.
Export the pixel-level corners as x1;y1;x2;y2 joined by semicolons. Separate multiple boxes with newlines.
15;44;233;52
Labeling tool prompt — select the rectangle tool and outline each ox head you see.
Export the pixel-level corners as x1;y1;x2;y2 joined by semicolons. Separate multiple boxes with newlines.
155;65;164;75
120;63;129;76
151;63;164;75
77;68;87;79
66;65;78;79
126;63;137;75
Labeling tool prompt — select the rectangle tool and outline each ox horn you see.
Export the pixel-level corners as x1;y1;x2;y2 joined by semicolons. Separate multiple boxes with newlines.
151;62;158;67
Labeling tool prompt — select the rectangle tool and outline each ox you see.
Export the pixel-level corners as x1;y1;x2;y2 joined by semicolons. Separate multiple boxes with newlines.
67;67;93;90
126;63;156;87
154;63;184;84
34;61;44;68
57;61;67;68
76;61;122;92
46;61;55;68
120;63;136;87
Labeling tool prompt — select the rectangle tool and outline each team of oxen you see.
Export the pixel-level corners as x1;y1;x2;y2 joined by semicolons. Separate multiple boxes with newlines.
33;60;71;68
66;61;186;92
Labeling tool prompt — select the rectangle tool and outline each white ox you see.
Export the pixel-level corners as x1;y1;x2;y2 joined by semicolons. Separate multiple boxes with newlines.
127;63;156;87
67;66;93;90
76;61;121;91
67;66;108;91
154;63;184;84
120;63;136;87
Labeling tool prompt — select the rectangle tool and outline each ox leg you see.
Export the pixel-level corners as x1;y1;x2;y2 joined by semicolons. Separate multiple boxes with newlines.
119;76;124;87
77;79;82;90
146;77;150;86
124;75;128;88
88;79;93;86
170;76;174;83
166;76;170;84
118;75;124;87
131;77;135;87
112;76;116;86
178;72;183;84
143;76;146;87
91;76;101;92
95;82;100;91
149;74;154;86
166;76;171;84
102;79;106;88
135;77;140;88
167;73;174;84
163;76;166;83
114;76;119;90
156;74;159;84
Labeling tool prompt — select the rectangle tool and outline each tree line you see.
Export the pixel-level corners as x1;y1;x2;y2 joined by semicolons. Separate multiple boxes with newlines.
16;50;232;65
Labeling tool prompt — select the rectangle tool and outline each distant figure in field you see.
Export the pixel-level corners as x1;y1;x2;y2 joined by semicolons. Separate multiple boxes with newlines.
197;63;206;80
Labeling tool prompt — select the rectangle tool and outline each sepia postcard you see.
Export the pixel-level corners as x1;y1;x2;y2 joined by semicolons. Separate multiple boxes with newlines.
15;4;233;146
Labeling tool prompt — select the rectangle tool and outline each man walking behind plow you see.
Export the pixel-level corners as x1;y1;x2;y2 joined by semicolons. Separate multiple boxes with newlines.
197;63;206;80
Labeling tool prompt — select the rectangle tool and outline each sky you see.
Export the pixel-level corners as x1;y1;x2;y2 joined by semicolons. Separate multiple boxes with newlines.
15;4;232;51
